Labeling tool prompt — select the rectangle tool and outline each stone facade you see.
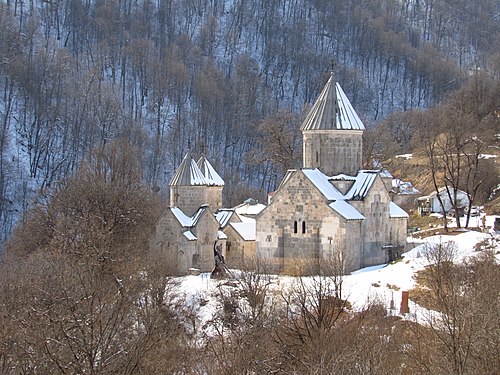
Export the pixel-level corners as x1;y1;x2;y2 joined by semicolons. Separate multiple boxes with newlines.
150;205;225;273
255;170;406;274
256;171;329;272
224;225;256;268
255;76;408;274
169;183;223;216
150;154;228;274
170;185;209;216
303;130;363;176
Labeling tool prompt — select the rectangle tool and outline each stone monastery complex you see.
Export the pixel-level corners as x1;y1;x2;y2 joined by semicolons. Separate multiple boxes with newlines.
150;73;409;274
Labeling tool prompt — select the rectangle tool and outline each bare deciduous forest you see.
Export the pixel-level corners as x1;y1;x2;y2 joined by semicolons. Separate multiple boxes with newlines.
0;0;498;248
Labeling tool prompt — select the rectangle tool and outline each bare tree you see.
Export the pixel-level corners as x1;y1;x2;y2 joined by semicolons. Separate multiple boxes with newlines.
273;265;349;373
202;257;280;374
407;242;500;374
413;74;499;229
0;140;196;374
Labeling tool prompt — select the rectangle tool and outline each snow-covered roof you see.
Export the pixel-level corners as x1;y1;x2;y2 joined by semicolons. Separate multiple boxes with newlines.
170;206;207;227
170;153;207;186
304;169;380;202
215;209;234;228
392;179;419;195
417;187;467;200
389;202;409;218
344;171;378;200
197;156;224;186
280;168;405;223
234;201;266;216
301;73;365;131
329;200;365;220
183;231;197;241
230;220;256;241
379;169;393;179
217;230;227;240
302;169;344;200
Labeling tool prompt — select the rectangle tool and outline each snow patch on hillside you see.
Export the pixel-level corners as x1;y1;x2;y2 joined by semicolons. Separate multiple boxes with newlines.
395;154;413;160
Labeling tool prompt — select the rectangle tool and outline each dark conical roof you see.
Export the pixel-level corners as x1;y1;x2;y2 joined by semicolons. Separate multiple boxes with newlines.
301;73;365;131
170;153;207;186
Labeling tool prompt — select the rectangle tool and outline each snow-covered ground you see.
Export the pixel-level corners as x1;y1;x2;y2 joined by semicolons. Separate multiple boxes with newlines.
173;216;499;327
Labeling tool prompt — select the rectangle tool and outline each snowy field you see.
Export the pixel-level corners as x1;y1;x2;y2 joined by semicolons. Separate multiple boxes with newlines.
173;216;500;326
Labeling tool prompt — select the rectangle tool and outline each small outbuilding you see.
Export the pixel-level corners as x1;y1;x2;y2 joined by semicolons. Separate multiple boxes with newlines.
416;187;469;216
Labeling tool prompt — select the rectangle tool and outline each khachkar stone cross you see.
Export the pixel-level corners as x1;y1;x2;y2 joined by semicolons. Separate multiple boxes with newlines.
211;240;227;279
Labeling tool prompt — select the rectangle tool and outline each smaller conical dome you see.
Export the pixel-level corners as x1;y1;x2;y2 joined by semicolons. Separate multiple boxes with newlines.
170;153;207;186
197;156;225;186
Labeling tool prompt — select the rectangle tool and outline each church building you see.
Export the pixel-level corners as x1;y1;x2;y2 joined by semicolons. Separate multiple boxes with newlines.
150;73;408;275
255;73;408;273
149;153;227;273
149;153;262;273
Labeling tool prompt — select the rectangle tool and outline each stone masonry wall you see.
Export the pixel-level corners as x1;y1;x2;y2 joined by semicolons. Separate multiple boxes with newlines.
256;171;351;274
390;217;407;245
204;186;223;210
150;208;225;274
170;185;207;216
149;214;180;273
318;218;363;273
224;225;256;269
351;176;393;267
303;130;363;176
191;211;223;272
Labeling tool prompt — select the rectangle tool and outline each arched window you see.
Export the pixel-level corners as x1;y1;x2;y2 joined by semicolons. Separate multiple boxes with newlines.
294;221;298;234
316;151;319;164
302;221;306;234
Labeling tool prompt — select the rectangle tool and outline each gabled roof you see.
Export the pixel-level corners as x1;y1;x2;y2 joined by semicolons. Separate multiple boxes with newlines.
233;201;266;216
301;73;365;131
170;153;207;186
230;220;256;241
389;202;409;218
197;156;224;186
215;209;234;228
302;169;345;200
170;205;207;227
301;169;365;220
344;171;378;200
303;168;380;202
299;168;404;221
417;187;467;200
329;200;365;220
